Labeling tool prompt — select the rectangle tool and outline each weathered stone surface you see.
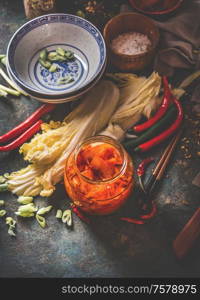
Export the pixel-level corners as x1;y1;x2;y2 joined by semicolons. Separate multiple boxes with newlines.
0;0;199;278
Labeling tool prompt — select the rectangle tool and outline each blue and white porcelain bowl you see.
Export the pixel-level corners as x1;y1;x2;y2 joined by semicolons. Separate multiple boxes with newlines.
7;59;106;103
7;14;106;102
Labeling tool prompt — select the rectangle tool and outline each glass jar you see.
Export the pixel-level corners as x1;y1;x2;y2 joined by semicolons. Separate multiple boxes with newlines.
64;136;134;215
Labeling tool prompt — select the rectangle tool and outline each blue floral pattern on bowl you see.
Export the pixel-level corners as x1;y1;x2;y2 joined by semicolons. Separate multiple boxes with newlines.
34;55;84;91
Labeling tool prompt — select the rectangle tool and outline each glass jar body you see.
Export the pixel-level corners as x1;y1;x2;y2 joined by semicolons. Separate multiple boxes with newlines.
64;136;134;215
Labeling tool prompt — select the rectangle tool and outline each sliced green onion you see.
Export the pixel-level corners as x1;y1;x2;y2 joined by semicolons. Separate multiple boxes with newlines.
39;49;47;61
0;183;8;192
0;67;28;96
15;211;34;217
39;59;51;69
0;54;6;60
0;176;6;183
8;227;16;236
56;209;62;219
62;209;72;227
65;50;75;60
17;196;33;204
47;52;57;60
58;76;74;85
1;57;7;66
6;217;16;227
6;217;16;236
76;10;86;18
15;203;37;217
0;209;6;217
0;200;5;206
49;64;57;73
0;89;8;97
3;173;10;179
56;55;66;62
56;47;65;57
37;205;52;215
0;84;20;96
36;214;46;228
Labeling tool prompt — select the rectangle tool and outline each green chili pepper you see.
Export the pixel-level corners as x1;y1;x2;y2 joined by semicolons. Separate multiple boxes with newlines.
124;105;177;150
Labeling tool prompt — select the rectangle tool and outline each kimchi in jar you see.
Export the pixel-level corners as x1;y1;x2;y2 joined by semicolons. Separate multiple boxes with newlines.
64;136;134;215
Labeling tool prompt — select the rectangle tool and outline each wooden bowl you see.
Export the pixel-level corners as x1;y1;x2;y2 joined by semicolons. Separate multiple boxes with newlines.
129;0;183;17
103;12;159;72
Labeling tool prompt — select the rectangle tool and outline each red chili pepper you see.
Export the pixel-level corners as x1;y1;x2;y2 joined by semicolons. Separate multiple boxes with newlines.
134;97;183;153
0;104;55;144
120;217;145;225
137;157;154;177
140;202;157;220
133;76;172;133
71;204;90;224
0;120;43;151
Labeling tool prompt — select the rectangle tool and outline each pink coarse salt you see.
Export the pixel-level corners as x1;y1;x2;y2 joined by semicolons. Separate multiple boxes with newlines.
111;31;151;55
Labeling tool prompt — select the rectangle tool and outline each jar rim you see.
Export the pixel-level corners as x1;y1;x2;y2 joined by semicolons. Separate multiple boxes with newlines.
73;135;128;185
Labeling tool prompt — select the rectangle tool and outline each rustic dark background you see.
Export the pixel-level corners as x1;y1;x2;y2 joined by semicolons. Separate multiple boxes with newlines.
0;0;199;278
